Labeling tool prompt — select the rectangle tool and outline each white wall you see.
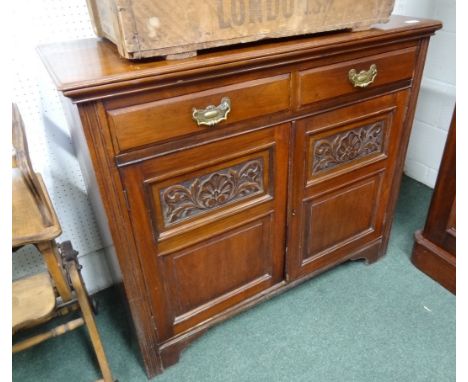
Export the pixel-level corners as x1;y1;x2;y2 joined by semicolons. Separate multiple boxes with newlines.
12;1;454;293
394;0;456;187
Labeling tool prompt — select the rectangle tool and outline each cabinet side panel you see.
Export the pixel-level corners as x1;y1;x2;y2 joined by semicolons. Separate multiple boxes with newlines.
380;37;431;253
59;96;121;284
64;99;163;377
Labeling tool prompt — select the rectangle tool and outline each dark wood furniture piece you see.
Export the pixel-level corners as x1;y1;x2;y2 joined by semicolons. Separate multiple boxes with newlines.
412;109;456;294
38;16;441;378
12;104;114;382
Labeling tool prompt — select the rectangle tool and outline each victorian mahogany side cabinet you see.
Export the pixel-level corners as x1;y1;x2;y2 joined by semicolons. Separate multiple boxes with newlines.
38;16;441;378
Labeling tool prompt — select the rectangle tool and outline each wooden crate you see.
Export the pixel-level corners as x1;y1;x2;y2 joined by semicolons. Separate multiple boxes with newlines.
86;0;395;59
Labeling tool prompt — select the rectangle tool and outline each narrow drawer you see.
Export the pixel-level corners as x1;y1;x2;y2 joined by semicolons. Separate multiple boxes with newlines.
298;47;417;107
107;74;291;152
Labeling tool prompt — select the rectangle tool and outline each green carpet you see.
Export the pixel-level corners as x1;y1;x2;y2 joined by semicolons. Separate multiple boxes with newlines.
13;176;456;382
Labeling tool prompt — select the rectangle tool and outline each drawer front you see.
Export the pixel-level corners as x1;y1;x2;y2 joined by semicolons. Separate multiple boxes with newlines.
108;74;291;152
298;47;417;107
287;90;411;280
120;124;289;339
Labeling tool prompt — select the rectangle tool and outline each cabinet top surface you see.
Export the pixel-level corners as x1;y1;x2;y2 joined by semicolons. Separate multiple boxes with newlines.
37;15;440;99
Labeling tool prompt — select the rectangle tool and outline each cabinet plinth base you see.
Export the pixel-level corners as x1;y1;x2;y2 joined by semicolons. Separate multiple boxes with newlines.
411;230;455;294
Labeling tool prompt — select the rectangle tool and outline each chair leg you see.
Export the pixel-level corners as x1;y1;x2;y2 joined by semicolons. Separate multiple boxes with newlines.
37;241;73;302
63;244;114;382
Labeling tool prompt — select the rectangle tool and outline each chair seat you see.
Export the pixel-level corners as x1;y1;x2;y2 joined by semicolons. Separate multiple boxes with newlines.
12;169;61;248
13;273;56;333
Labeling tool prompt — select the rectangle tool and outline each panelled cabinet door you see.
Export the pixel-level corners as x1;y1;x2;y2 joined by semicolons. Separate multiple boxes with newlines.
287;91;410;280
120;124;289;340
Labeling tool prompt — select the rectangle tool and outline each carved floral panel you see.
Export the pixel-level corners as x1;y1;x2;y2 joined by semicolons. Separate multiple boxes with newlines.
312;121;385;174
160;158;264;226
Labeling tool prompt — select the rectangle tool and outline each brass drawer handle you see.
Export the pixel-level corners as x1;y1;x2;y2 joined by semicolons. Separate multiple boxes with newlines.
348;64;378;88
192;97;231;127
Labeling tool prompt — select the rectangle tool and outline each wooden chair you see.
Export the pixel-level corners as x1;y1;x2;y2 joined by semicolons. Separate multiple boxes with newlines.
12;103;114;382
